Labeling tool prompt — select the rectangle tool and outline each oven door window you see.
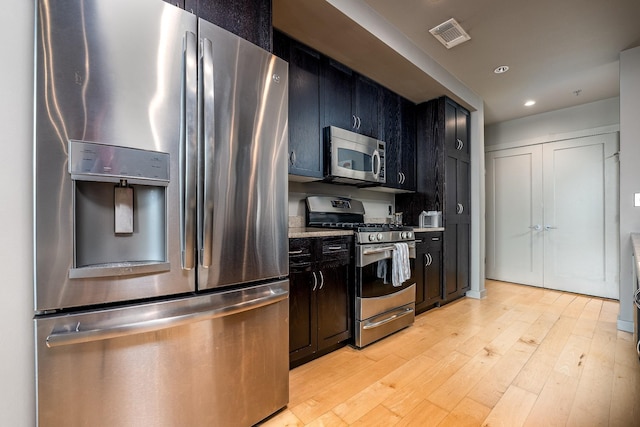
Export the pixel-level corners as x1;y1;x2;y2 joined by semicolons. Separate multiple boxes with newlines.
359;258;415;298
336;147;372;173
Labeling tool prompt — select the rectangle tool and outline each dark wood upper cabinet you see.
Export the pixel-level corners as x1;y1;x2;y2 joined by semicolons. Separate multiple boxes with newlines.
381;87;416;192
321;58;354;132
185;0;272;51
274;31;324;179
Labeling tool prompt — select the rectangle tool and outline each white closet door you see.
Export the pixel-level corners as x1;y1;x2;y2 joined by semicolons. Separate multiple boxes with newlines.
485;133;619;299
486;145;544;286
542;134;619;299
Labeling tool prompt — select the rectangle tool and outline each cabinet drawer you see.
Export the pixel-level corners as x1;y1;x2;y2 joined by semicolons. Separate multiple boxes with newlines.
321;237;352;264
289;238;312;266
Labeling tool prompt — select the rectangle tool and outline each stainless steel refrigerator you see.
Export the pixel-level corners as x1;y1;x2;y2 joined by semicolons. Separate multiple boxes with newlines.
33;1;289;425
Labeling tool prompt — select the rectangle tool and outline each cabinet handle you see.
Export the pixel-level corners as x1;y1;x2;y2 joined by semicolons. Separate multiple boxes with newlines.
544;225;557;231
326;245;343;251
356;116;361;129
289;150;296;166
312;272;318;291
289;249;303;255
318;271;324;289
456;139;464;150
431;237;440;241
529;225;542;231
457;203;464;214
634;288;640;308
352;115;358;129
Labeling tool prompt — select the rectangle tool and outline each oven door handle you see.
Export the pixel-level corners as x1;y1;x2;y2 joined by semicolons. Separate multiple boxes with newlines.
363;246;396;255
362;307;414;330
362;242;415;255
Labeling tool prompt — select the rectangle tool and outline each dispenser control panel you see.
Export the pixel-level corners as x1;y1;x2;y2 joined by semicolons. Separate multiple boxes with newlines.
68;140;170;184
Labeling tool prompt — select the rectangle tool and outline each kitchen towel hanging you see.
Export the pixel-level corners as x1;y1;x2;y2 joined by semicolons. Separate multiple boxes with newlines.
392;243;410;286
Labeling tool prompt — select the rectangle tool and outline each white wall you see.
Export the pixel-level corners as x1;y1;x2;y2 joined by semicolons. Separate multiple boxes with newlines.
619;46;640;332
485;97;620;149
0;1;36;426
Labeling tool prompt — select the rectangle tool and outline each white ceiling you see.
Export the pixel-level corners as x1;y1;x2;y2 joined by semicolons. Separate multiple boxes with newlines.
273;0;640;124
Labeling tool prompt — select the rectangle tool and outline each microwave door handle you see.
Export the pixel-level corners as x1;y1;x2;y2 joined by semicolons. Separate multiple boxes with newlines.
199;37;214;268
182;31;197;270
372;149;381;180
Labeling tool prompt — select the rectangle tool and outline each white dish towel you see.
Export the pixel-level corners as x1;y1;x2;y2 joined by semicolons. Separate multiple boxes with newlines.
392;242;410;287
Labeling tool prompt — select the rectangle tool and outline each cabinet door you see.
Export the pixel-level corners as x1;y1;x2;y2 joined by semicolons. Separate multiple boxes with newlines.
414;239;427;308
322;59;354;131
316;263;351;349
381;90;416;191
381;88;401;188
425;233;443;305
289;267;317;364
353;74;380;138
187;0;272;51
287;40;323;178
444;225;459;298
399;97;417;191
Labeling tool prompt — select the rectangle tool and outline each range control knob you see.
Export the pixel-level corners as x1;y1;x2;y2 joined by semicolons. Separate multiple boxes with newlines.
401;232;407;239
407;232;413;239
368;234;376;242
377;233;383;241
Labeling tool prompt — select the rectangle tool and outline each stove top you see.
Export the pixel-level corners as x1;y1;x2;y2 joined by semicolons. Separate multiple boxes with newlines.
305;196;414;244
308;222;413;232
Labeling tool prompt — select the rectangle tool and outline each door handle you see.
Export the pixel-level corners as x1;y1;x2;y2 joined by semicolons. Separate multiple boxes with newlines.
45;286;289;348
199;37;215;268
182;31;198;270
372;149;381;179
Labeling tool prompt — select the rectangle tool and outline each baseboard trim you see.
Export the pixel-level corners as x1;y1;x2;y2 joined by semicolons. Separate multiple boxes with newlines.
617;319;634;333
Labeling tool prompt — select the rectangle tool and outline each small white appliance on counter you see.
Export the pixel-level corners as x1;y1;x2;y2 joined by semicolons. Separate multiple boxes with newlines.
419;210;442;228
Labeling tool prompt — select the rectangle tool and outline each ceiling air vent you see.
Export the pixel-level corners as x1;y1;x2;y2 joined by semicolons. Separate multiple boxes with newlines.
429;18;470;49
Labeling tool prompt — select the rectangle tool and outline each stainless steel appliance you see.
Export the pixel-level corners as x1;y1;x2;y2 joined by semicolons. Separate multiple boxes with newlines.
324;126;386;185
306;196;416;348
33;1;289;426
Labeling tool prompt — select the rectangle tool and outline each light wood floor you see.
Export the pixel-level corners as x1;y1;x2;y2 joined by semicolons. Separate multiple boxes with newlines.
261;280;640;426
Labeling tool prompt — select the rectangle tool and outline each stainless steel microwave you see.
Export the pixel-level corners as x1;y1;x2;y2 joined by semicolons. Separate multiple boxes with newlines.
324;126;386;185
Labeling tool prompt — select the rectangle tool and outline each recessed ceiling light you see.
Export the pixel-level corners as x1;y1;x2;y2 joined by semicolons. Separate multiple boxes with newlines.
494;65;509;74
524;100;536;107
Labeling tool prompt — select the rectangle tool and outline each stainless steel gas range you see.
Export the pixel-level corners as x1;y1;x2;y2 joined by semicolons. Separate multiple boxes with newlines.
307;196;416;348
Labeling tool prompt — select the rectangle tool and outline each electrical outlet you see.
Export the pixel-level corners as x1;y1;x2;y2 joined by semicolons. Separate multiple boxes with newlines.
635;193;640;207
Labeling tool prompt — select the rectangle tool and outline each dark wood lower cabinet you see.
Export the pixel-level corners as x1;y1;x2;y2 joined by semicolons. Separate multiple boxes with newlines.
444;222;470;299
415;232;443;313
289;237;352;368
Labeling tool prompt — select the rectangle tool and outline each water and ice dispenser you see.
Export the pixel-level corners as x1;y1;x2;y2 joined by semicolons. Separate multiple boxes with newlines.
68;140;170;279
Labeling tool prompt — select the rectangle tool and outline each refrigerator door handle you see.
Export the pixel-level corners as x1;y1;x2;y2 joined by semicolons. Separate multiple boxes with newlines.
182;31;198;270
45;287;288;348
199;37;215;268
